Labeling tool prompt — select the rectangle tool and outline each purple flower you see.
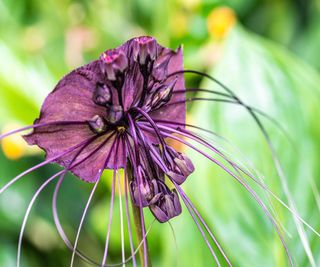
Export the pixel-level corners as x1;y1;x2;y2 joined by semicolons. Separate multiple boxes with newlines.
23;36;188;222
1;36;305;267
24;36;186;186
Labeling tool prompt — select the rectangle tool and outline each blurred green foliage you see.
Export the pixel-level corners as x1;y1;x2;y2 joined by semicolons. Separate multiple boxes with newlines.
0;0;320;266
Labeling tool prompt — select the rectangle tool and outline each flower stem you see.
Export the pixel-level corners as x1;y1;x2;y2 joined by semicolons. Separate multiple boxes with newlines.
132;203;152;267
126;165;152;267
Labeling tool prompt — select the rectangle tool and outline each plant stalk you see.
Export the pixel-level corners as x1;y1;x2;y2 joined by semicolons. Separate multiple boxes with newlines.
126;165;152;267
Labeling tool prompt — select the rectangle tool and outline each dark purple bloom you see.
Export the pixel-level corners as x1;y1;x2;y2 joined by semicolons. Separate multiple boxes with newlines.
23;36;188;224
11;37;192;267
149;186;182;223
3;35;313;267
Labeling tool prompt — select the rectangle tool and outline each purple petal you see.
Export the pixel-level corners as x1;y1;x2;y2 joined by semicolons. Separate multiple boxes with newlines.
122;64;144;111
24;61;126;182
149;205;169;223
149;46;186;127
166;171;187;185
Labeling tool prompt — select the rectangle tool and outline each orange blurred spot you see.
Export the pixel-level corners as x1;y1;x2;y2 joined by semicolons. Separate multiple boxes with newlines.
65;26;96;68
166;113;195;153
1;124;27;160
167;134;184;152
207;7;236;40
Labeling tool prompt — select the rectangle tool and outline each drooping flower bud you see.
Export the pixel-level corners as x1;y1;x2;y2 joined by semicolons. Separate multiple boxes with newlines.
130;179;152;207
132;36;157;65
105;105;123;124
174;153;195;177
93;82;111;106
100;49;128;81
166;147;195;185
88;115;107;134
150;78;177;109
150;189;182;223
130;167;161;207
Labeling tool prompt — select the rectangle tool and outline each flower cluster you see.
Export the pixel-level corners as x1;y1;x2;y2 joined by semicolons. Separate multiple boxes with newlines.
24;36;193;223
1;35;305;267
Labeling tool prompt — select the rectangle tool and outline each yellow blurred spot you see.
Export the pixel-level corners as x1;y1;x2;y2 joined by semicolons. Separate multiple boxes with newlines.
207;6;236;40
178;0;200;10
27;217;60;251
104;169;126;196
23;26;46;53
115;170;126;196
1;124;27;160
170;12;188;38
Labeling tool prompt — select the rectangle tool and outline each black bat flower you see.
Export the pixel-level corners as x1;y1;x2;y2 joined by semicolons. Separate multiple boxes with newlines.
3;36;317;267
